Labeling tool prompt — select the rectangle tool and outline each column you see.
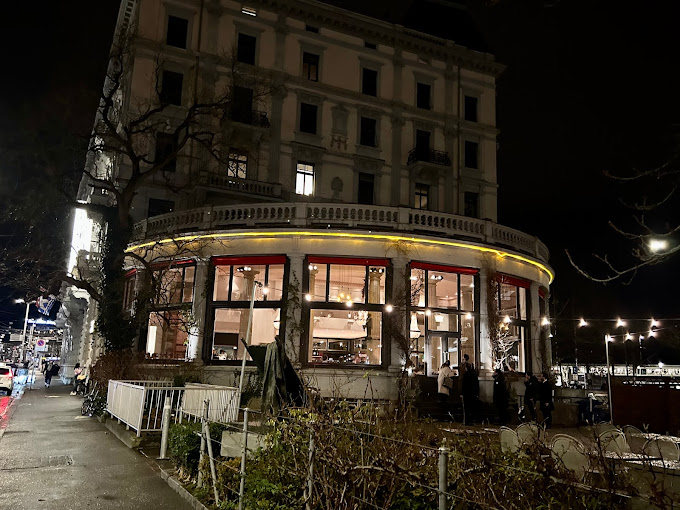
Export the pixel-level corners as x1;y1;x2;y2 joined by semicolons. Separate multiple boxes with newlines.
477;267;492;376
529;282;544;373
389;258;409;369
285;255;305;365
268;89;285;183
367;268;384;365
190;259;210;361
391;48;404;206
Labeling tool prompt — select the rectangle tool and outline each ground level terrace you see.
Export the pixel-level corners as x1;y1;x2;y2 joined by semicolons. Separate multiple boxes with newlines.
125;228;553;401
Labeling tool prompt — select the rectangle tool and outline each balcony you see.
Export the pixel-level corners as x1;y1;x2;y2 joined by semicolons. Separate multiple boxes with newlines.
196;172;281;198
229;108;270;128
131;202;550;263
407;147;451;166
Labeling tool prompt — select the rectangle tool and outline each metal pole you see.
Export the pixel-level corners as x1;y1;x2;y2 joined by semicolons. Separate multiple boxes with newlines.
158;396;172;459
197;400;208;487
305;427;314;510
238;408;249;510
605;335;613;424
238;281;259;397
204;417;219;505
438;444;449;510
20;301;29;363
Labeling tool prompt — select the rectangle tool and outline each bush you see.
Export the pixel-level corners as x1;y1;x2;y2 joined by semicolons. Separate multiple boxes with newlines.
169;421;229;480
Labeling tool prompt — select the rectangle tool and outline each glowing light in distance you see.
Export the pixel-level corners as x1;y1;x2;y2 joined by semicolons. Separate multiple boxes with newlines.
503;315;511;323
465;312;472;320
579;318;588;327
541;317;550;326
305;294;312;301
658;362;665;368
616;318;626;328
424;309;431;316
262;287;269;295
345;299;353;307
648;330;656;337
385;304;393;313
649;239;668;253
651;318;659;328
625;333;632;340
605;335;613;343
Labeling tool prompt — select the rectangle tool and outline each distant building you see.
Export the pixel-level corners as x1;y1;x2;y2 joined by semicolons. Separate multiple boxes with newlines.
65;0;553;400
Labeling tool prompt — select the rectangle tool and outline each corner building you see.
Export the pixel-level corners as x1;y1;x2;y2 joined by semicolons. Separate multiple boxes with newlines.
86;0;554;401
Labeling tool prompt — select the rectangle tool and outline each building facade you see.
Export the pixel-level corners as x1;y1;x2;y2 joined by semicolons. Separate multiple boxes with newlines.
68;0;553;401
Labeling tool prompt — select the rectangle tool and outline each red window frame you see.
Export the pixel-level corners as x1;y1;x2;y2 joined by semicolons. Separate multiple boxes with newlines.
410;261;478;275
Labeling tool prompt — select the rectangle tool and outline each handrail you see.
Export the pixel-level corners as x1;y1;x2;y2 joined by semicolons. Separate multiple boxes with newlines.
131;202;550;262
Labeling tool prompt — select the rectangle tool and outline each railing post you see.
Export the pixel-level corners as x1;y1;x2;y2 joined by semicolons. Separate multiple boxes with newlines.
238;408;249;510
158;396;172;460
204;414;219;505
438;443;449;510
197;399;208;487
305;425;315;510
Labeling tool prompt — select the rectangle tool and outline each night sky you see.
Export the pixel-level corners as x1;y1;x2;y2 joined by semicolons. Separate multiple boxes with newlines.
1;1;678;360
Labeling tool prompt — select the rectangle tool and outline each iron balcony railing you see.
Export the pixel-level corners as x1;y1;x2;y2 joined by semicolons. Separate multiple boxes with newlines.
407;147;452;166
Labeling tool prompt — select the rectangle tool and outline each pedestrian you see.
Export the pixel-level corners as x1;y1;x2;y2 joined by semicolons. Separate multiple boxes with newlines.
538;372;554;429
492;368;510;426
523;372;539;421
71;363;83;395
461;360;479;424
437;361;454;412
44;361;54;387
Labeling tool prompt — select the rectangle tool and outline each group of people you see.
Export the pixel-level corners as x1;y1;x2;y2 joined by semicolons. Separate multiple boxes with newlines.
492;370;554;428
41;359;60;387
438;360;554;428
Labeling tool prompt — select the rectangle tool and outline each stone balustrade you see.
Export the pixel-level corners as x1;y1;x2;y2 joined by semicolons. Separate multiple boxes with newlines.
131;202;550;262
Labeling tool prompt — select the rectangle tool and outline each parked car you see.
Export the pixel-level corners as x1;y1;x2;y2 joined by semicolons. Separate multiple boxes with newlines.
0;363;14;395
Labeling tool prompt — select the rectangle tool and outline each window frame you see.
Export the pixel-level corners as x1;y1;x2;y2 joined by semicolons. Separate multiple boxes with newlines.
302;51;320;82
464;95;479;123
166;14;189;49
495;274;531;372
299;102;319;134
464;140;479;169
303;256;391;368
227;150;248;179
155;131;178;173
464;191;479;218
159;69;184;106
359;116;378;147
236;31;257;65
414;183;430;210
205;255;288;365
295;162;315;196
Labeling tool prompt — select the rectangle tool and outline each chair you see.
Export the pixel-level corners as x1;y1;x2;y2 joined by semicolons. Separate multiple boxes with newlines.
516;423;540;446
595;422;618;435
550;434;589;480
643;438;680;461
500;426;521;454
622;425;646;454
598;429;631;455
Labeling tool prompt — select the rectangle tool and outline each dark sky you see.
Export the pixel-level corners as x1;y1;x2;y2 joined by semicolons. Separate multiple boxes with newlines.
1;1;679;355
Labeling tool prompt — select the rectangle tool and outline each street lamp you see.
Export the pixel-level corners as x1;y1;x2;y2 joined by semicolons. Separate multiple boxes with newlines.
649;239;669;253
15;298;30;363
605;335;614;424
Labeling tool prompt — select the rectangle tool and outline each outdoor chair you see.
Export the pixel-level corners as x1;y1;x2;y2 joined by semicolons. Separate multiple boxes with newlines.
598;429;631;455
622;425;646;454
594;422;618;435
500;426;521;454
516;423;540;446
550;434;589;480
643;438;680;461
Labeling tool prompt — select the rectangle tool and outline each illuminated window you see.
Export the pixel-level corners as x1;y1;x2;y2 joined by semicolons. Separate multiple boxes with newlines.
296;162;314;196
302;52;319;82
146;310;189;360
155;264;195;306
227;151;247;179
414;183;429;210
241;6;257;16
494;275;530;372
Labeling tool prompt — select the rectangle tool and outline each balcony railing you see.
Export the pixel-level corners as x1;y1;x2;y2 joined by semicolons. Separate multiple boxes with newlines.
196;172;281;198
132;202;550;263
229;108;270;128
407;147;452;166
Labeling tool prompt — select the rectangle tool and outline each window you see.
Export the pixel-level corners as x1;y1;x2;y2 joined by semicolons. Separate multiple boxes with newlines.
296;162;314;196
155;264;195;306
146;311;189;359
409;263;477;375
302;52;319;81
415;129;431;159
147;198;175;218
227;151;247;179
299;103;318;134
307;257;388;366
241;6;257;16
237;33;256;65
160;70;183;106
123;271;137;313
210;256;286;362
464;192;479;218
416;82;431;110
464;140;479;169
166;15;188;48
232;86;253;123
155;132;177;173
494;275;530;372
362;68;378;96
305;25;319;33
414;183;429;210
359;117;377;147
364;41;377;50
464;95;478;122
357;173;374;205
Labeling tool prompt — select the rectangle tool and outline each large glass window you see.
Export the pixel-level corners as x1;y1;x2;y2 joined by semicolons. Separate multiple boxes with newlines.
146;310;190;359
409;262;478;375
209;256;286;362
155;264;195;306
306;257;388;366
494;275;530;372
296;162;314;196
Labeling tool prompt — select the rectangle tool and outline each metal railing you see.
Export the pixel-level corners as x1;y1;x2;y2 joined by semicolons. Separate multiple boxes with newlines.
196;172;282;198
106;380;240;436
131;202;550;262
407;147;452;166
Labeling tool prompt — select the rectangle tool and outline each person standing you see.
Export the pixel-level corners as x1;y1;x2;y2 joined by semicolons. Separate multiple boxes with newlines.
461;361;479;424
437;361;454;412
44;361;54;387
523;372;539;421
493;369;510;426
538;372;554;429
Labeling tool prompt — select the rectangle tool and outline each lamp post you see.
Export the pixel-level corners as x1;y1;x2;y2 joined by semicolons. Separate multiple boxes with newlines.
15;298;30;363
605;335;613;424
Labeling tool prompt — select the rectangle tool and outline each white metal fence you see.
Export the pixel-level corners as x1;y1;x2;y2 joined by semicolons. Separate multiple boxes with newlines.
107;380;240;436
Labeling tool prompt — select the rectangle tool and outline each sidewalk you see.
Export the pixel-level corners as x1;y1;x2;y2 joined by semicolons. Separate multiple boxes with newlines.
0;376;193;510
